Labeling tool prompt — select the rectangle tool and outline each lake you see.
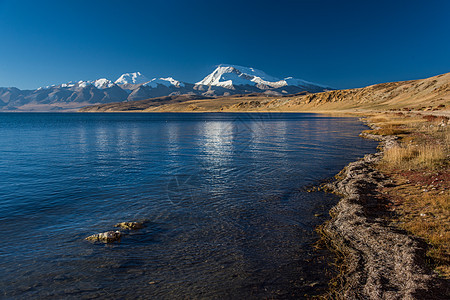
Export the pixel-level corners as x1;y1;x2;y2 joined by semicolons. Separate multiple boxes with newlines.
0;113;377;299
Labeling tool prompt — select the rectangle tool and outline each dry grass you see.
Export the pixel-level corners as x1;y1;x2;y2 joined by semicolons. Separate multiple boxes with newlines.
386;182;450;277
363;128;407;136
382;144;447;170
367;112;450;278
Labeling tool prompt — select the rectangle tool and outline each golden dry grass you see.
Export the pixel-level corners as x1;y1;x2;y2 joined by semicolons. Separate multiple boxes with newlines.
363;128;407;136
382;144;447;170
387;182;450;277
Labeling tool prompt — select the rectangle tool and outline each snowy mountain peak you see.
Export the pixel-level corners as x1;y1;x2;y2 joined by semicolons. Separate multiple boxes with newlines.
75;78;114;89
115;72;150;85
196;64;326;90
220;64;281;82
144;77;185;88
93;78;114;89
196;64;284;88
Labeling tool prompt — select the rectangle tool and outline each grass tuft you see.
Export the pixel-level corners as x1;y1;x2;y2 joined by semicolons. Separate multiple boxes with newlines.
365;128;407;136
382;144;447;170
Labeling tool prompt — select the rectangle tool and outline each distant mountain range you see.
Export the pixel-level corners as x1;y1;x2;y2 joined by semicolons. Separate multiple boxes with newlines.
80;72;450;113
0;64;331;111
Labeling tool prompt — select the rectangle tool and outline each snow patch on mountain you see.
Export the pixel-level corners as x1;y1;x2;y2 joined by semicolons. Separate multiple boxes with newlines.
77;79;114;89
60;82;75;88
115;72;150;85
39;78;115;90
93;78;115;89
144;77;185;88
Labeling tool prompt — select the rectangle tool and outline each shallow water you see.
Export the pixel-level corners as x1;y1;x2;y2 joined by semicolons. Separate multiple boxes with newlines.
0;112;377;299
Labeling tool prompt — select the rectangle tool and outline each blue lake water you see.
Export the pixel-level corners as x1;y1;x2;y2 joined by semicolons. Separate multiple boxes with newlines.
0;113;377;299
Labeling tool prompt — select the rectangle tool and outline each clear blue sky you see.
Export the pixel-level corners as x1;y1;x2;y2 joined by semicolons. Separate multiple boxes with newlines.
0;0;449;90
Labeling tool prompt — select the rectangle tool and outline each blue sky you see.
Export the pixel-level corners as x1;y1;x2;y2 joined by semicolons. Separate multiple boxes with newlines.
0;0;449;89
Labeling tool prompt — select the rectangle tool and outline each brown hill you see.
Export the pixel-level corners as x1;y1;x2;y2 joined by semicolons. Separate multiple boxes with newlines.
78;94;213;112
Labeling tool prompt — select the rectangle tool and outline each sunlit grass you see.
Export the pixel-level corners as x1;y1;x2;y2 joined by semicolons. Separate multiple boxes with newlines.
382;144;447;170
391;187;450;278
363;128;407;136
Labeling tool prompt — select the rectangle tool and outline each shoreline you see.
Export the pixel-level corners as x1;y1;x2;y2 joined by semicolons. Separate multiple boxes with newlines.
318;116;449;299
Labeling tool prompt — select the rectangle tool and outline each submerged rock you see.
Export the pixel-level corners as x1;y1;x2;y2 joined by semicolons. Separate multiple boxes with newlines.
85;221;145;243
114;221;145;230
85;231;122;243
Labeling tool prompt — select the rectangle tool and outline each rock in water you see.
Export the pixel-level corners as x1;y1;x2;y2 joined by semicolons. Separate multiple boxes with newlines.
85;231;122;243
114;221;145;230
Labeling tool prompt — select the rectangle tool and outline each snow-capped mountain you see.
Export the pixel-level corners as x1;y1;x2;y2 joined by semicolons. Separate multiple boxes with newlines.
144;77;185;88
0;66;330;111
38;78;115;90
196;64;326;92
91;78;115;89
115;72;150;85
197;64;283;88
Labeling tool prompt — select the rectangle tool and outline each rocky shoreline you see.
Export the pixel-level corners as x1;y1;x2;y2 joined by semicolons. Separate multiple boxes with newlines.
320;120;449;299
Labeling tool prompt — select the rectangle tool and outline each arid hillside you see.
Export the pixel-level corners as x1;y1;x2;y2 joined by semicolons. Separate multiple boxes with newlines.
79;72;449;113
78;94;213;112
